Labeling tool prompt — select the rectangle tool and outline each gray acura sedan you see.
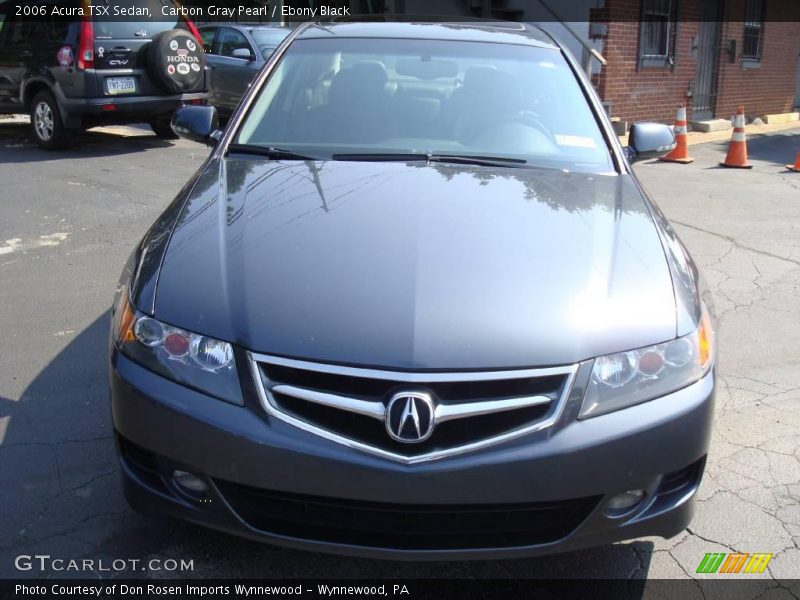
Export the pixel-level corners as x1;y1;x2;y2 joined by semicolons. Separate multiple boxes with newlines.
110;21;716;560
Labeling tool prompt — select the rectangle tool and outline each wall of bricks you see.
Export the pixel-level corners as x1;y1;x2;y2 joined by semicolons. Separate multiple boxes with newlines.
593;0;800;125
714;0;800;120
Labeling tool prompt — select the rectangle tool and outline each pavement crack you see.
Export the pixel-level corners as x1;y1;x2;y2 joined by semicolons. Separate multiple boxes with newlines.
685;527;737;553
627;544;647;580
672;220;800;268
668;545;708;600
9;468;119;550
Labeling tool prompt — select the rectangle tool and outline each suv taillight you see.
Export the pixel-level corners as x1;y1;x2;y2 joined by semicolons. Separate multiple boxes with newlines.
77;18;94;69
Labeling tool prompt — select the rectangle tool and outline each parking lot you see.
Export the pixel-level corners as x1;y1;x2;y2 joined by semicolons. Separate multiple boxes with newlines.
1;117;799;582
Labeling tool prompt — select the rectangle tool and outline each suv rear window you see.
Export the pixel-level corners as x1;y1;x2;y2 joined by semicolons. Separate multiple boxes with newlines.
92;0;178;40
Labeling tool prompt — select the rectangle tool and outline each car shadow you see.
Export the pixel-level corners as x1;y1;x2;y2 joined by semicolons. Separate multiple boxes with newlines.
0;119;178;162
0;313;653;584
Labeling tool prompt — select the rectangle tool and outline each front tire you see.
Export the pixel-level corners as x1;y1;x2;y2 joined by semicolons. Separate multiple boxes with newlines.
31;91;72;150
150;117;179;139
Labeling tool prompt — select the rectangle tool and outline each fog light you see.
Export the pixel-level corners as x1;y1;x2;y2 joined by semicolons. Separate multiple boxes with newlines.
172;469;208;493
605;489;645;514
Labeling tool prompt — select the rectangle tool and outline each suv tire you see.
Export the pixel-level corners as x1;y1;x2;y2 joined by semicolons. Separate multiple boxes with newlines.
148;30;205;95
31;91;72;150
150;116;179;139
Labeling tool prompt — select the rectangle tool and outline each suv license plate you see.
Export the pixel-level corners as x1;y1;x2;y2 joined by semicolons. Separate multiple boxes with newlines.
106;77;136;95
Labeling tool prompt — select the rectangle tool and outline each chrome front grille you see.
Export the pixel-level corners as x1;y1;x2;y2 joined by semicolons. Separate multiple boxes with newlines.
249;353;578;464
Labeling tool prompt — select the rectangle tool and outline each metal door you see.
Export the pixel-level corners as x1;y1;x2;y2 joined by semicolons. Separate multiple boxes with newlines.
795;51;800;109
693;0;722;120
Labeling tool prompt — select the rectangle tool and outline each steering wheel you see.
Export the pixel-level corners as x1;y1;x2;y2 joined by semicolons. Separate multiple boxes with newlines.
517;110;552;138
471;111;556;152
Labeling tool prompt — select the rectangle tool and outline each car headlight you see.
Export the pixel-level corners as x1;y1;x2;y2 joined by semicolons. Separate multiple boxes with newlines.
112;291;243;405
580;305;714;418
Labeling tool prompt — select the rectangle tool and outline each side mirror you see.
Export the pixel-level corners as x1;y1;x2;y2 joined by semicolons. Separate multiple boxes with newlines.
171;105;220;145
626;122;676;162
232;47;254;61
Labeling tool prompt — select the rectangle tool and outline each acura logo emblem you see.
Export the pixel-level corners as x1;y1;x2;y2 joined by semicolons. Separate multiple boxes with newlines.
385;392;435;443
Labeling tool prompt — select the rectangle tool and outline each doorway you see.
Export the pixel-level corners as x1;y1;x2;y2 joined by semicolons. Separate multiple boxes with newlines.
795;51;800;109
693;0;723;120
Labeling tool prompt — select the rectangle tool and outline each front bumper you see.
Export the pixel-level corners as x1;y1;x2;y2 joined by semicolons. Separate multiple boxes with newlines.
111;350;714;560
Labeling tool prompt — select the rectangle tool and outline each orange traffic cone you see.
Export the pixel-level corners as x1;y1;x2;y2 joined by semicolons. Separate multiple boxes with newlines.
786;151;800;172
720;106;752;169
659;103;693;163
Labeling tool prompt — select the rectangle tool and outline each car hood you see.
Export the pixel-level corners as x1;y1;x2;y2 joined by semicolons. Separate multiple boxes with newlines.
154;158;677;369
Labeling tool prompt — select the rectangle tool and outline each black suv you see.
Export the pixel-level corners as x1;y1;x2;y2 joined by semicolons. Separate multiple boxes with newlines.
0;0;207;149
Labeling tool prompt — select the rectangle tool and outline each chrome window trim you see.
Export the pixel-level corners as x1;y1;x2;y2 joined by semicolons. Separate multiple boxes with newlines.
248;352;579;465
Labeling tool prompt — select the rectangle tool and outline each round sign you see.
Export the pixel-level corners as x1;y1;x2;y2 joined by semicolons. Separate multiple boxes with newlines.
57;46;74;68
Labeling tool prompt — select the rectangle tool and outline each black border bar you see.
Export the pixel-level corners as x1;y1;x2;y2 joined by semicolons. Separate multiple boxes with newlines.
2;0;800;23
2;579;800;600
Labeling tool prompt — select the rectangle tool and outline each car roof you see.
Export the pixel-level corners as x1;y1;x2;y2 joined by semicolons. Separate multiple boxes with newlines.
296;21;559;49
244;25;292;32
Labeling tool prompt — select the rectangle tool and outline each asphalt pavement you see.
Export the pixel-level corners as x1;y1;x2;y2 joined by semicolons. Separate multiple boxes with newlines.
1;118;799;584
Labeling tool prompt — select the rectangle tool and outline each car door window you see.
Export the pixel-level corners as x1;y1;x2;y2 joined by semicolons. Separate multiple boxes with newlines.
200;27;217;54
218;28;252;59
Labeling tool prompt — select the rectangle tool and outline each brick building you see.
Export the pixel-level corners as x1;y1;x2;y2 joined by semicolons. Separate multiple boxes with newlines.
590;0;800;125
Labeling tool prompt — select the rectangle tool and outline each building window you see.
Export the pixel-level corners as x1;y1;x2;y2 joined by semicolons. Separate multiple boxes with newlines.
742;0;765;62
638;0;676;68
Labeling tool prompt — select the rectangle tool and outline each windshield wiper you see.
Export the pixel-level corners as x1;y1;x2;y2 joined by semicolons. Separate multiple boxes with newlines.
332;152;527;168
227;144;320;161
428;154;527;168
332;153;427;162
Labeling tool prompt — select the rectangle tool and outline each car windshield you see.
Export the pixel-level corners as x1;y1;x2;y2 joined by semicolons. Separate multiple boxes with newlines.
251;28;291;57
235;37;613;172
